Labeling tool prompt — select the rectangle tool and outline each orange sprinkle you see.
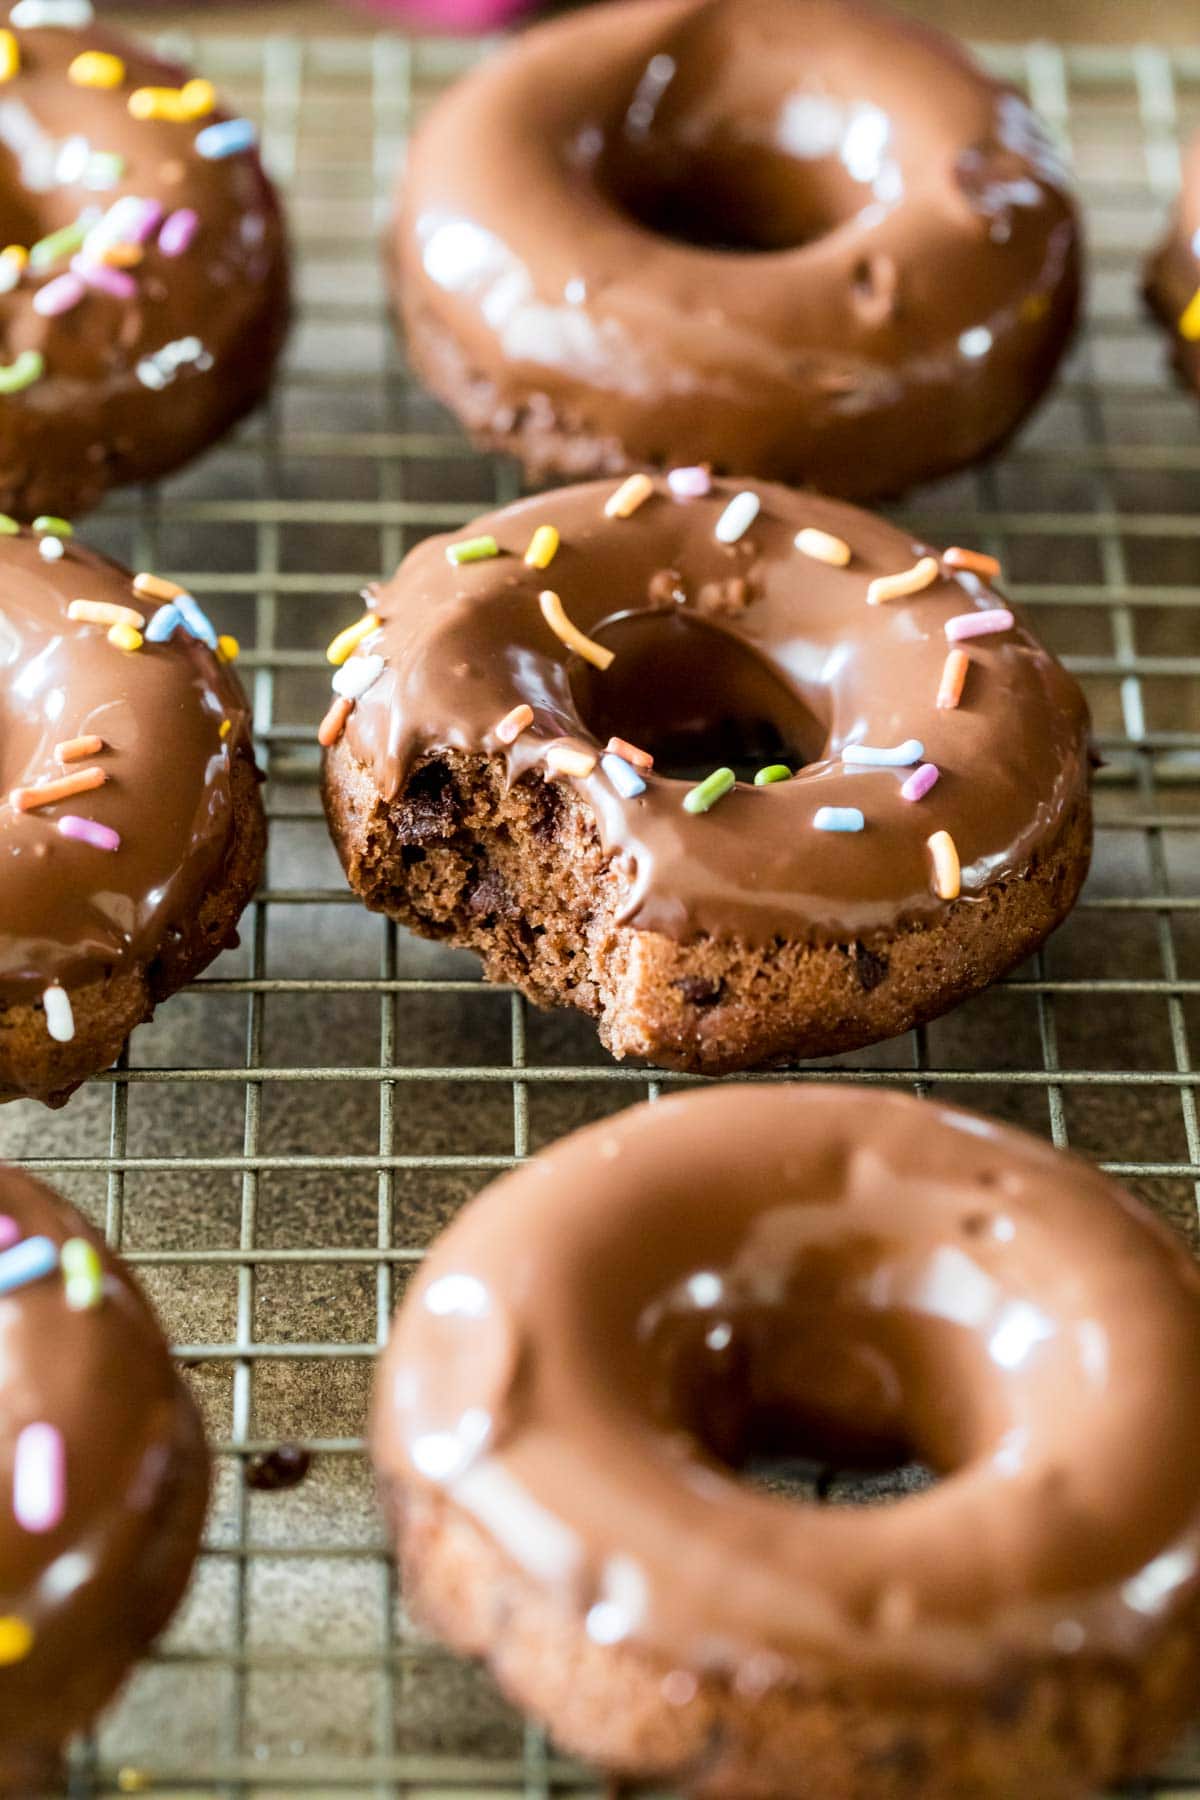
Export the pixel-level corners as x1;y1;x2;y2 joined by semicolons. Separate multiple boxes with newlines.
495;703;533;745
538;590;614;671
943;546;1002;580
11;767;106;813
928;829;961;901
937;648;970;711
55;734;104;765
866;556;940;606
132;571;184;603
100;243;143;269
67;599;145;630
318;695;353;748
605;735;653;771
545;745;597;778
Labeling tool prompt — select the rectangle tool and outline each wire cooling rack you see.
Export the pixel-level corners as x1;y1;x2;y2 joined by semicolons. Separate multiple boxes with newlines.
0;20;1198;1797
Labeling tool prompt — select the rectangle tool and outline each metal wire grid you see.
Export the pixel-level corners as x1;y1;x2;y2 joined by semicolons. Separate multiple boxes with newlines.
0;20;1195;1796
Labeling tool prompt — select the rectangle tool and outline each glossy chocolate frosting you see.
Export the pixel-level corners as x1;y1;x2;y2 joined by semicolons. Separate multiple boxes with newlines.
0;16;288;519
0;527;256;999
395;0;1081;496
375;1084;1200;1692
341;477;1091;946
0;1164;208;1787
1145;130;1200;398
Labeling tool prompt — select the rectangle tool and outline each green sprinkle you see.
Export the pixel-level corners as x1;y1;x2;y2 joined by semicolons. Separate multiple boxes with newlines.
0;515;19;535
61;1236;103;1311
86;152;125;189
0;350;44;395
32;516;72;538
445;534;499;566
754;764;792;785
683;766;736;814
29;219;88;271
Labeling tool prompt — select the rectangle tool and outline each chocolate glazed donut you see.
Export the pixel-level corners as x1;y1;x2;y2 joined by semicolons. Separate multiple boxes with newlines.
0;1165;208;1793
1145;131;1200;401
0;7;288;520
393;0;1081;497
373;1085;1200;1800
321;475;1091;1075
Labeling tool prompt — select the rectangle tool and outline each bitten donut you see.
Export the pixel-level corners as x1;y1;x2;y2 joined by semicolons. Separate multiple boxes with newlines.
0;521;264;1105
0;0;289;520
1145;131;1200;401
0;1164;208;1793
373;1085;1200;1800
393;0;1081;496
321;475;1091;1074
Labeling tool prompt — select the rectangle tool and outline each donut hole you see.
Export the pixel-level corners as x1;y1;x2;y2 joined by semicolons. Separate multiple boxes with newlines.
572;610;827;784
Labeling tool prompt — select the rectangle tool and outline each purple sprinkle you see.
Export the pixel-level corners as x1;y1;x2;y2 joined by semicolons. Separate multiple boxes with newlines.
900;763;940;803
667;465;712;500
71;255;136;300
945;608;1014;643
0;1218;18;1251
158;208;199;258
32;272;85;317
127;199;165;245
57;814;120;852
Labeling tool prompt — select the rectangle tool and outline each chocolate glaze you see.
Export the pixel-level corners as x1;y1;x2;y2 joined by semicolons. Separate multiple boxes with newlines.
1145;130;1200;398
0;18;288;520
341;477;1091;947
395;0;1081;497
0;528;257;998
374;1085;1200;1692
0;1165;208;1786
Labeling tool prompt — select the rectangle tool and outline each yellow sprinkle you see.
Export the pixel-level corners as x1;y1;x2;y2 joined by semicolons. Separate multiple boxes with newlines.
219;718;231;740
117;1771;151;1795
0;31;19;83
604;473;655;520
2;245;26;269
545;745;597;778
928;829;961;901
0;1618;32;1665
128;86;187;122
107;623;144;653
68;599;144;630
132;572;184;602
217;634;239;662
538;590;614;671
69;50;125;89
795;527;852;568
866;556;940;606
523;524;559;570
326;612;379;666
180;77;216;118
1179;287;1200;343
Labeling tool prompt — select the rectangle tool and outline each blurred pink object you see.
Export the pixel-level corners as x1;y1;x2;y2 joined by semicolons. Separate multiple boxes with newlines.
353;0;532;30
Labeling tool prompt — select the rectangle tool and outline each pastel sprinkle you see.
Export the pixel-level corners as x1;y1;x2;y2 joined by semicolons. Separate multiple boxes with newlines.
0;1236;56;1296
11;767;106;811
714;490;760;545
144;603;180;643
61;1236;102;1310
545;745;597;778
42;984;73;1041
174;593;217;649
158;208;199;257
68;49;124;87
841;738;924;768
0;248;22;294
683;766;735;814
195;118;258;160
601;753;646;798
0;1218;17;1250
219;718;231;741
900;763;940;803
332;653;384;700
754;764;792;785
1179;288;1200;343
71;255;135;300
67;599;144;629
523;524;559;570
604;473;654;519
0;350;43;393
10;0;94;23
0;1618;32;1666
795;527;851;568
928;829;961;900
605;735;653;771
445;534;499;566
107;622;143;653
943;546;1001;580
814;806;864;833
129;82;213;123
0;513;17;532
667;465;711;499
55;733;103;764
14;1423;65;1534
0;29;17;81
132;571;183;602
326;612;379;666
38;537;64;561
29;220;87;270
317;694;353;748
84;152;124;190
33;516;72;537
945;608;1014;643
32;271;84;316
217;634;239;662
937;648;970;710
866;556;940;606
539;589;614;671
58;814;119;852
98;243;142;268
494;703;533;745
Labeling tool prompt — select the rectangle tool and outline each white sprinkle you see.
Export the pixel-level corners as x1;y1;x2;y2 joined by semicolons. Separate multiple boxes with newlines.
814;806;865;833
714;490;760;545
43;984;74;1042
600;753;646;799
38;537;64;561
332;653;384;700
10;0;94;23
841;738;925;768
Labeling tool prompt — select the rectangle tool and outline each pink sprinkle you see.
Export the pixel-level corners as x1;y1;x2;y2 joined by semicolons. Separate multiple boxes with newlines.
667;465;712;499
900;763;940;802
14;1422;65;1535
58;815;120;852
71;256;136;300
127;199;165;245
0;1218;18;1251
158;208;199;257
32;272;85;317
944;608;1015;643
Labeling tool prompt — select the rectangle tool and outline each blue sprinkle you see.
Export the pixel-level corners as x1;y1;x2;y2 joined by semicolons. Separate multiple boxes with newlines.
0;1235;58;1298
175;593;218;651
195;119;258;161
600;753;646;799
814;806;865;833
144;603;181;643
